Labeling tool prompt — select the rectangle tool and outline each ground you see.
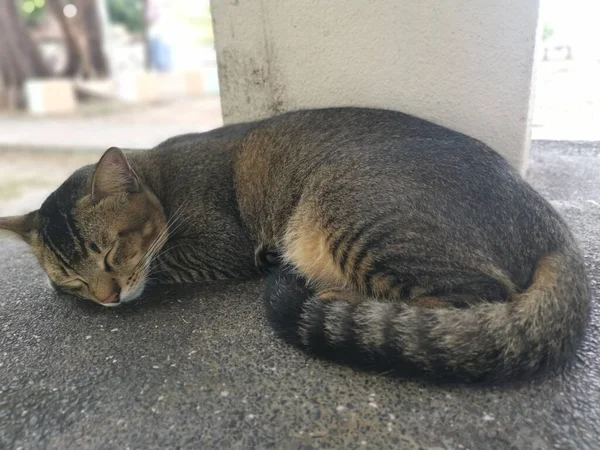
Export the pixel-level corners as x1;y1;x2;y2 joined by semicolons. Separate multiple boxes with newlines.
1;60;600;449
0;141;599;450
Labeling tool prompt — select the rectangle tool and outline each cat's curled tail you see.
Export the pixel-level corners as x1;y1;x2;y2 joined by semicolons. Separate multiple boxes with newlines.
264;247;590;383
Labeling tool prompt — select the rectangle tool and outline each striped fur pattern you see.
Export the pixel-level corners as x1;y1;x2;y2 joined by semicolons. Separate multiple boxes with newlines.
0;108;590;382
236;108;590;382
265;249;589;382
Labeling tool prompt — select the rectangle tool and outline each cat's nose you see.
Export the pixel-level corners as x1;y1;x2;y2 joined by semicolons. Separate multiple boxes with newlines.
99;289;120;304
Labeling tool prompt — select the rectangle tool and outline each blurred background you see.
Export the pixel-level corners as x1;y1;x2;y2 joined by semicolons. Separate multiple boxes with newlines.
0;0;598;217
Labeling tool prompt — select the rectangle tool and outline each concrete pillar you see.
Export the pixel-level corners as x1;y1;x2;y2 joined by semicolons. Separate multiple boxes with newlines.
211;0;540;172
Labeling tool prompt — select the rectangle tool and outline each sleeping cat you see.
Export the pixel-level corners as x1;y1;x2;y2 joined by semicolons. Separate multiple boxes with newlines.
0;108;590;382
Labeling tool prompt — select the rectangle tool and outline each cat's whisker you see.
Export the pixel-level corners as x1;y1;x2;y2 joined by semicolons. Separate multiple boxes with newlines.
134;243;188;282
161;203;186;239
162;210;187;243
130;228;185;282
143;249;186;278
138;233;164;267
134;205;187;273
136;205;190;273
131;217;176;274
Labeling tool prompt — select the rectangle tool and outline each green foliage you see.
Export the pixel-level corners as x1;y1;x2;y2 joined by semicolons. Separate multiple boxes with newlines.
17;0;47;25
108;0;144;33
542;23;554;42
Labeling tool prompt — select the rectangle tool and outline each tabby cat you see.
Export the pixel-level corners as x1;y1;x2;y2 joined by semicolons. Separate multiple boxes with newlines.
0;108;590;382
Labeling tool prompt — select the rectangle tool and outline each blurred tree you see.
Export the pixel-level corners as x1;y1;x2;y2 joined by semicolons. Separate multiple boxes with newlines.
78;0;109;76
0;0;50;108
46;0;108;78
18;0;47;25
108;0;143;33
105;0;147;68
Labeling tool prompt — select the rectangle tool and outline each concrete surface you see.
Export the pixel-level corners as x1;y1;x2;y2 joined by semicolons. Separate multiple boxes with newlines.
212;0;539;171
24;79;77;116
1;140;599;450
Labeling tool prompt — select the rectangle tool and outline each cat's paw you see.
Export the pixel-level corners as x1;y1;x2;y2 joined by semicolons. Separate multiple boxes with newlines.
254;245;280;274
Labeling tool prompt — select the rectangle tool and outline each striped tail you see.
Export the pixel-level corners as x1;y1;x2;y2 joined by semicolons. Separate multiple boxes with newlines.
264;249;590;383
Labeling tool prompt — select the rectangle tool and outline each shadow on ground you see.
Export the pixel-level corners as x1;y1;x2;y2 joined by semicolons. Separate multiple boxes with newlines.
1;141;599;449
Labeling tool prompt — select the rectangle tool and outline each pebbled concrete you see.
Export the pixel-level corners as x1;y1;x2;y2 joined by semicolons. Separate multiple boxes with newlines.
1;140;599;450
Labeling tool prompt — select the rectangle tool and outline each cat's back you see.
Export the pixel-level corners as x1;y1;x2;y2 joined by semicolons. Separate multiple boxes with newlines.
238;107;511;179
234;107;568;281
234;107;525;212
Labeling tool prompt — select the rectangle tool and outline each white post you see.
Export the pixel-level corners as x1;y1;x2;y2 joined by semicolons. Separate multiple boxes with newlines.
211;0;540;173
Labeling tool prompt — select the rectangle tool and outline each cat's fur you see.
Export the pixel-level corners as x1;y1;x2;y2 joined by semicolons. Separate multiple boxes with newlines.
0;108;590;382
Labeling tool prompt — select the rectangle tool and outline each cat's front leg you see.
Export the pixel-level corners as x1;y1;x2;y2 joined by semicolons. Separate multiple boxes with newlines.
254;244;281;275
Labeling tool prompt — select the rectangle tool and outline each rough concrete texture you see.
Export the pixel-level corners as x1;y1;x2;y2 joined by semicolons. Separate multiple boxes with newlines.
1;140;599;449
212;0;539;171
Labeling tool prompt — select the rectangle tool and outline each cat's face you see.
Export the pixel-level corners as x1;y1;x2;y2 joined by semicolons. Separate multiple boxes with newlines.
0;148;167;306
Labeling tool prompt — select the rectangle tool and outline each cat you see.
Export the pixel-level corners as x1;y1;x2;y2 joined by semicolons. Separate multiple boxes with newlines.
0;108;590;383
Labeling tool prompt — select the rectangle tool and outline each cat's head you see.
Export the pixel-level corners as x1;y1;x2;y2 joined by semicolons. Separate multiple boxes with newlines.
0;148;167;306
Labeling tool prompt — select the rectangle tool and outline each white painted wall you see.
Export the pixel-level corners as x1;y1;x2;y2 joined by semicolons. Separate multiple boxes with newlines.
211;0;540;171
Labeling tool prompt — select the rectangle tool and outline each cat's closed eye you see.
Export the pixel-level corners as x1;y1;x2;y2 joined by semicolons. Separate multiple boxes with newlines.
89;241;116;272
62;278;87;295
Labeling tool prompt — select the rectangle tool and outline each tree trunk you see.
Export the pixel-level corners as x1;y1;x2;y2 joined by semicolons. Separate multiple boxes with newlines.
46;0;91;78
0;0;50;108
76;0;109;76
47;0;109;79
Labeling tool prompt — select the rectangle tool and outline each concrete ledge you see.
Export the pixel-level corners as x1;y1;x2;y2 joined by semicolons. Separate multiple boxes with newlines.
158;73;187;99
114;72;160;104
115;71;206;103
184;71;205;96
24;78;77;115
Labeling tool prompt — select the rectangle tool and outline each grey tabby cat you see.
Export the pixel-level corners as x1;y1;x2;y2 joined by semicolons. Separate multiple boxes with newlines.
0;108;590;383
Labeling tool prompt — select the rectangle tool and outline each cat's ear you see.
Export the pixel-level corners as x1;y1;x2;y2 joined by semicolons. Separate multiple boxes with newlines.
91;147;141;203
0;211;39;244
